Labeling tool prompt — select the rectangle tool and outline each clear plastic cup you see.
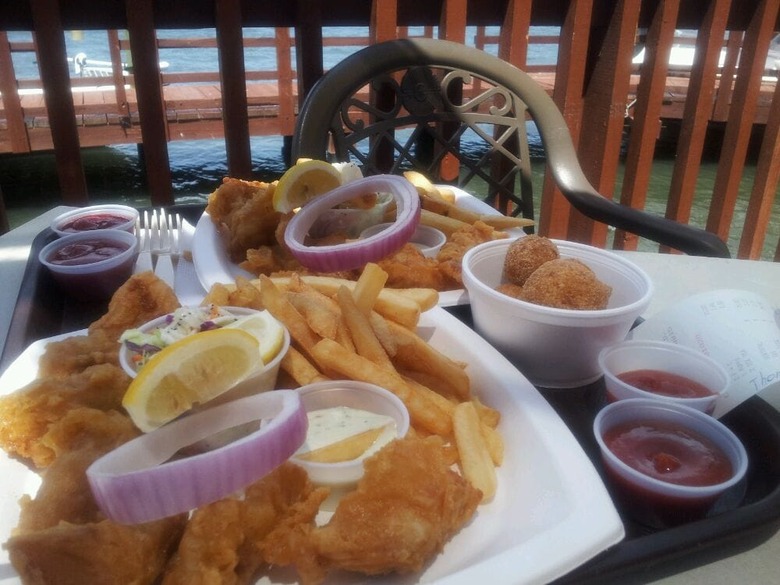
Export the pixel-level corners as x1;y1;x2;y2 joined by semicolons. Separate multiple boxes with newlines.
290;380;410;488
593;398;748;528
361;222;447;257
38;228;138;300
599;340;730;414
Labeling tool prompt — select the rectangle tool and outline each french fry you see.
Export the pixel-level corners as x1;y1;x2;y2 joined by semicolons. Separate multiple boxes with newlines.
453;401;497;502
288;290;340;340
478;214;535;230
368;311;398;357
256;275;321;356
266;275;423;329
337;285;395;371
472;396;501;429
419;208;470;236
386;319;471;400
481;423;505;466
310;338;451;436
295;426;388;463
352;262;388;315
281;346;329;386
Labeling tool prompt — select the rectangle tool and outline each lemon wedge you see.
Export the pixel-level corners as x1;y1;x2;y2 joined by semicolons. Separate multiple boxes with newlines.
122;328;261;432
272;159;343;213
223;311;286;364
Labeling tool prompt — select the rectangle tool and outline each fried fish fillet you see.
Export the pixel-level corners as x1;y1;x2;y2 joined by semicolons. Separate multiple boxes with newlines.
437;220;507;287
162;463;328;585
88;271;181;342
206;177;283;263
262;436;481;584
6;515;186;585
0;364;132;467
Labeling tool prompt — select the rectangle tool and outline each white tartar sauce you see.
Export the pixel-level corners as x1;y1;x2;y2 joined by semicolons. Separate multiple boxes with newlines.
297;406;396;460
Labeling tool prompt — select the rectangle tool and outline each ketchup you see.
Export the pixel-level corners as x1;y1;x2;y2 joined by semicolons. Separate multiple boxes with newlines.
47;239;131;266
604;420;732;486
60;212;131;233
618;369;715;399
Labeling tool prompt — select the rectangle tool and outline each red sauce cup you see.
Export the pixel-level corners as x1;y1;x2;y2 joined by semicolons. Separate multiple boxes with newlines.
50;204;139;237
599;340;730;414
593;398;748;528
38;229;139;300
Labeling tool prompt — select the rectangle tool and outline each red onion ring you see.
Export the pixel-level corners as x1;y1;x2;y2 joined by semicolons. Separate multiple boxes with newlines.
86;390;307;524
284;174;421;272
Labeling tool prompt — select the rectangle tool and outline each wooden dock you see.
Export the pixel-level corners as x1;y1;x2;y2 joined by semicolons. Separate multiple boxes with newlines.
3;71;777;155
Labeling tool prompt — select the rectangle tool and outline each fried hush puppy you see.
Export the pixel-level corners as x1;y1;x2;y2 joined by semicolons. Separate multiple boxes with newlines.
502;234;559;286
520;258;612;310
497;237;612;310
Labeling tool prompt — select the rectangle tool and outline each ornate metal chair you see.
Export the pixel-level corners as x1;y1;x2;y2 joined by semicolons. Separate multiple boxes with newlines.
292;38;729;257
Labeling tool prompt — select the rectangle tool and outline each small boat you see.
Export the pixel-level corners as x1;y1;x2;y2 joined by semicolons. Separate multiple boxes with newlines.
70;52;170;77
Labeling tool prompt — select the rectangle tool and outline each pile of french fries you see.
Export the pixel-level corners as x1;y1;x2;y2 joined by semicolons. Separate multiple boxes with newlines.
204;263;502;502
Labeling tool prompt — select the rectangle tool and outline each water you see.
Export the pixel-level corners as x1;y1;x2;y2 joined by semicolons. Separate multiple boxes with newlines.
2;27;778;259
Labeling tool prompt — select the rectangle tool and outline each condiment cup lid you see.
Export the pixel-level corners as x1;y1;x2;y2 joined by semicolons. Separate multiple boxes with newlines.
51;204;139;237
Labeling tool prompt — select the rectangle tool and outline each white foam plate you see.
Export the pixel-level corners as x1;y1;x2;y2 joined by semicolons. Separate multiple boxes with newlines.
191;186;526;307
0;307;623;584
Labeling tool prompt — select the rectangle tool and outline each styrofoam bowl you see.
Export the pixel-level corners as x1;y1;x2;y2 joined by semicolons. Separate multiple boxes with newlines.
461;238;653;388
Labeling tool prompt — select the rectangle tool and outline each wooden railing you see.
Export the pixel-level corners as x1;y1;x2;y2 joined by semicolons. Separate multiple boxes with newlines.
0;0;778;261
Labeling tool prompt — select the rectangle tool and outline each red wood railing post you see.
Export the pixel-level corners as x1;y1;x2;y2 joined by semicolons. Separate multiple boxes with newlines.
216;0;252;179
706;0;780;244
539;0;592;240
614;0;680;251
125;0;174;207
569;0;641;247
29;0;89;205
662;0;732;253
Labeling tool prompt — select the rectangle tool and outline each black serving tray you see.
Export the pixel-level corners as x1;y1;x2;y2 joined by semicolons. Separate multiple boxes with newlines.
3;221;780;584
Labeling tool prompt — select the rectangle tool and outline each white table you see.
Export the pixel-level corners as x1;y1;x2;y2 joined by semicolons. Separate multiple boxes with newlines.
1;207;779;584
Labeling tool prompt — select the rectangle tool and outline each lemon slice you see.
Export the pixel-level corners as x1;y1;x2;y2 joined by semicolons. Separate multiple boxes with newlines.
272;159;343;213
122;329;261;432
223;311;286;364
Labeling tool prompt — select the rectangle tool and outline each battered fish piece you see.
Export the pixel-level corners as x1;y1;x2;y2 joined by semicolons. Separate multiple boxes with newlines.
437;221;507;287
88;271;180;341
163;463;327;585
0;364;132;467
6;515;186;585
37;329;121;379
263;436;481;584
520;258;612;310
377;243;448;290
503;234;559;286
206;177;283;263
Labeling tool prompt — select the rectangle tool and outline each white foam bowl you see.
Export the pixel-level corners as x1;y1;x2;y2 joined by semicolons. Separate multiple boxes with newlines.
462;238;653;388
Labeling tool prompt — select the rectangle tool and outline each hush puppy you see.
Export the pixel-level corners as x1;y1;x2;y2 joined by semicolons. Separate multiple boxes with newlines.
503;235;559;286
520;258;612;310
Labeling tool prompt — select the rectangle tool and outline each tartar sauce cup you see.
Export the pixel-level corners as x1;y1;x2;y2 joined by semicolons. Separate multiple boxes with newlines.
594;398;748;528
290;380;410;489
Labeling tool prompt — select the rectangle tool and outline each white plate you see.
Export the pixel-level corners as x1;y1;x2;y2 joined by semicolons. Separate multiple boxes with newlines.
0;308;623;584
191;186;526;307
